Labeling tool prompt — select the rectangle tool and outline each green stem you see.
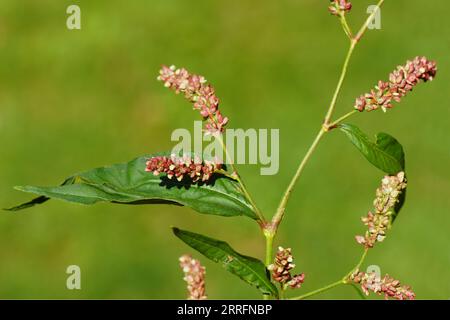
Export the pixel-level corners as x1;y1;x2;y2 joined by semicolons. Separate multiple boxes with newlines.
273;2;387;301
263;233;274;300
269;1;388;235
323;39;357;125
343;248;370;286
264;233;274;267
290;249;370;300
339;14;353;40
328;110;358;129
290;279;344;300
271;128;326;230
355;248;369;271
271;39;357;232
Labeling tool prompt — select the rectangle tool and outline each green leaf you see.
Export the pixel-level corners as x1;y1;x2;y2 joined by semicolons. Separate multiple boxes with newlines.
338;124;405;175
173;227;278;297
6;154;257;220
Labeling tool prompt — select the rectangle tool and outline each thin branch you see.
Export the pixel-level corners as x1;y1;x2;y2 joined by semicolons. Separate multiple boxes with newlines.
267;0;388;236
271;128;325;230
216;134;267;224
290;249;370;300
290;279;344;300
329;110;358;128
323;39;357;125
339;14;353;40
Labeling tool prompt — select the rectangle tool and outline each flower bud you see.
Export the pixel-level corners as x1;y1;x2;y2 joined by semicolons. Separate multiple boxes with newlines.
328;0;352;16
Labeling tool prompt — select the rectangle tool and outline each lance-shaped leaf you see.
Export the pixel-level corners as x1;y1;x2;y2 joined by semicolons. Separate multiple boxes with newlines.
173;227;278;297
338;124;405;175
6;154;257;220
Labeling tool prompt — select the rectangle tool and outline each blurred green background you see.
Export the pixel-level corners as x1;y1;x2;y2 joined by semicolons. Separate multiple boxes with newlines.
0;0;448;299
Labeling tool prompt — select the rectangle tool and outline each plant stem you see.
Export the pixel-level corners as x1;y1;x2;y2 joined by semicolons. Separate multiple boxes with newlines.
268;0;388;236
263;232;274;300
323;39;357;125
271;39;356;232
325;0;389;124
344;248;369;280
355;248;369;271
271;1;387;300
271;128;325;230
290;279;344;300
216;134;266;224
339;14;353;40
290;249;370;300
264;233;274;267
328;110;358;129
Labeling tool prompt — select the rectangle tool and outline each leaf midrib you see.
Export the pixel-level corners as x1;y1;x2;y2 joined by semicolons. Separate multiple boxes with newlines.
84;177;255;214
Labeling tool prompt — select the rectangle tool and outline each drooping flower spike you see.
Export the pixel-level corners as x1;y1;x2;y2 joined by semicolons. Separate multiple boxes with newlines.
268;247;305;290
145;154;223;183
355;172;407;248
328;0;352;16
349;270;415;300
179;254;207;300
355;56;437;112
157;65;229;135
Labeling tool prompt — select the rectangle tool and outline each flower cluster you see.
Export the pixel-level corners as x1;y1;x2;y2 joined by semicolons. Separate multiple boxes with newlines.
268;247;305;289
355;56;437;112
179;254;207;300
349;270;415;300
158;65;229;135
355;172;407;248
328;0;352;16
145;154;223;183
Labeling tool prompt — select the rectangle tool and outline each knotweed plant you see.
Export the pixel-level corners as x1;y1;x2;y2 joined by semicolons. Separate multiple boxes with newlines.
7;1;437;300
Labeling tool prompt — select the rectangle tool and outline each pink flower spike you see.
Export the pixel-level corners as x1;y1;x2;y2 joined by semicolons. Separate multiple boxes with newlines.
268;247;306;290
157;65;228;134
355;172;407;248
354;57;437;112
145;154;223;183
349;270;415;300
179;254;207;300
